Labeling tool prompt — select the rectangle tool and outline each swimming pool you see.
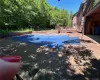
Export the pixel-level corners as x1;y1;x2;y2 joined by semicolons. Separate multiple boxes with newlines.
12;34;80;48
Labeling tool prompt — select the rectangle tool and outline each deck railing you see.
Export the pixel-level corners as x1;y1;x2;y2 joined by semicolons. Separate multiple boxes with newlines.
83;0;100;15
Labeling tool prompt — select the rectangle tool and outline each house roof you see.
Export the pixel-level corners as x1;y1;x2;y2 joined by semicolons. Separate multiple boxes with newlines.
86;2;100;16
72;3;84;19
72;12;78;19
77;3;84;16
83;0;100;16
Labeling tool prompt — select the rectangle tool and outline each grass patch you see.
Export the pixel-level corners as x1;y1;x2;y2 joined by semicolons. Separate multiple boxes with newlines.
0;29;32;35
0;29;12;34
14;29;32;33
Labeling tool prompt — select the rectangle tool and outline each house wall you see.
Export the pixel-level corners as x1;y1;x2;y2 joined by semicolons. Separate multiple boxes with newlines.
84;2;100;35
77;10;84;32
84;17;92;34
92;14;100;21
72;16;77;29
85;14;100;35
76;0;100;34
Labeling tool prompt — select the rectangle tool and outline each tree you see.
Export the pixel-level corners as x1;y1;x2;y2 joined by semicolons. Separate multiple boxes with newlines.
0;0;73;30
68;11;73;27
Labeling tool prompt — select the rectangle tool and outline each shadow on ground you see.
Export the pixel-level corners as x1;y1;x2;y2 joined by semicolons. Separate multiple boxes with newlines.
87;35;100;43
81;39;94;43
0;38;100;80
83;58;100;79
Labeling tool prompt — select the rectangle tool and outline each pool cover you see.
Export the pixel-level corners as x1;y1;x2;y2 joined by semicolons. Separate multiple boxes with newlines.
12;34;80;48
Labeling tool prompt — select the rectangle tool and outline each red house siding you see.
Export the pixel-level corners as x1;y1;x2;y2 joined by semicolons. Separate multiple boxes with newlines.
84;2;100;35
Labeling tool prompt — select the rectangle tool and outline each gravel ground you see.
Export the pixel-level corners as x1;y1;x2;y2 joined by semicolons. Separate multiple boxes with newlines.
0;31;100;80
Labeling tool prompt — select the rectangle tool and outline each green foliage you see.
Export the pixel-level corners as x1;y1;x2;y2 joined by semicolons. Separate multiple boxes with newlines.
0;0;73;30
68;11;73;27
0;29;12;34
0;29;32;34
93;0;100;7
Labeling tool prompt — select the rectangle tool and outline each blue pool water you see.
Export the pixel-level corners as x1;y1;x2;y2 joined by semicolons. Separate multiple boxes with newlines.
12;34;80;48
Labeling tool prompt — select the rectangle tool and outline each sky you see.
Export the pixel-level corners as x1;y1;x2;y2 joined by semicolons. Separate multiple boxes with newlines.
47;0;83;13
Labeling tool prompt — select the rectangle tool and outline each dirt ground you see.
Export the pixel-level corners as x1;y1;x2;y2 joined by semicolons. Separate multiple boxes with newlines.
67;32;100;59
0;30;100;80
32;30;100;59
